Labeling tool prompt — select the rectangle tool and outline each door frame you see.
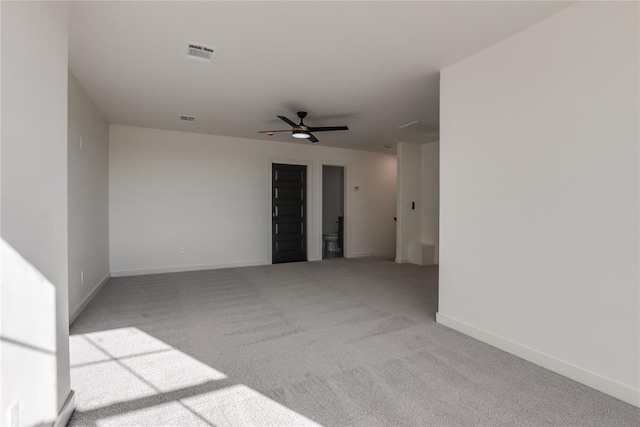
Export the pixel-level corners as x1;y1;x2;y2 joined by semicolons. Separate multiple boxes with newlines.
320;162;350;258
266;158;313;264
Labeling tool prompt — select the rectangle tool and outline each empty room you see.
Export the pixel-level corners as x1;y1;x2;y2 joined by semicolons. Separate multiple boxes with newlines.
1;1;639;426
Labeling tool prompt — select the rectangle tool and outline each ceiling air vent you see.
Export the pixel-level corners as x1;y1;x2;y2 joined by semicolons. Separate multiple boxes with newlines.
187;43;216;62
180;115;196;122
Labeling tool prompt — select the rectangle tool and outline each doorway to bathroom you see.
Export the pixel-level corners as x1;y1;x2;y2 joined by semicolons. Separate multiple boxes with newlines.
322;165;345;259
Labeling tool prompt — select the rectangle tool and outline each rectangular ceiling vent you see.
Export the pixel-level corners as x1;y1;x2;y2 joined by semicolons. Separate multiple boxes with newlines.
187;43;216;62
179;115;196;122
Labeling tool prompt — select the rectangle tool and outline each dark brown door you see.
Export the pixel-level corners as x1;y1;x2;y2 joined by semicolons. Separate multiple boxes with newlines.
272;164;307;263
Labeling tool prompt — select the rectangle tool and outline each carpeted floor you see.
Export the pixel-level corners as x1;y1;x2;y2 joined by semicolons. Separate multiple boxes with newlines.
69;258;640;426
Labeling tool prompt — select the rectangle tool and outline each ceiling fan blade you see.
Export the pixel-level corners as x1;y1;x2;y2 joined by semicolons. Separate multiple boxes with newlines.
257;130;290;133
277;115;298;127
308;126;349;132
308;133;319;143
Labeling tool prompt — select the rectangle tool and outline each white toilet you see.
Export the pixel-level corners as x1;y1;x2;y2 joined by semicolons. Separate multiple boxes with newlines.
323;233;340;252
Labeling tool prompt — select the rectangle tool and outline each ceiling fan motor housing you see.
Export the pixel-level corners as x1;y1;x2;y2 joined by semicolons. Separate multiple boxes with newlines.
293;113;310;138
292;125;311;139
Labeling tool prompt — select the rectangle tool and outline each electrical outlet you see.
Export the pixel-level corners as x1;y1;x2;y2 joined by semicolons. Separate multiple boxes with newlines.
9;400;19;427
81;270;84;284
179;247;185;255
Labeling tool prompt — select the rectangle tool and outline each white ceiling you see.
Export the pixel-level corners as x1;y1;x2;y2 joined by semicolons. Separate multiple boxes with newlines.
69;1;572;152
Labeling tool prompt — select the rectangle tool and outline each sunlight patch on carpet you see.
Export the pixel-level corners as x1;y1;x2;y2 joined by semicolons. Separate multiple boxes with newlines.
70;327;320;426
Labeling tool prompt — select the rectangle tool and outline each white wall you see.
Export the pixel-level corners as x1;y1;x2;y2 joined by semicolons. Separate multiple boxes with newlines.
109;125;396;275
1;1;73;425
68;72;110;323
438;1;639;407
396;141;439;265
395;142;422;263
322;166;344;235
421;142;439;263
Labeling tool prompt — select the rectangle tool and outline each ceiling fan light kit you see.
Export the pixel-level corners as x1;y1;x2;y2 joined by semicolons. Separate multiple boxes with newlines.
292;131;310;139
259;111;349;144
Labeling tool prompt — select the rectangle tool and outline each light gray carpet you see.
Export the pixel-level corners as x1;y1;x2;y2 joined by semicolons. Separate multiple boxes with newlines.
69;258;640;426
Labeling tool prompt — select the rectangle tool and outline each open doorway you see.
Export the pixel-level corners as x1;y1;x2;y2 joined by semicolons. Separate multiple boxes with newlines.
322;165;345;259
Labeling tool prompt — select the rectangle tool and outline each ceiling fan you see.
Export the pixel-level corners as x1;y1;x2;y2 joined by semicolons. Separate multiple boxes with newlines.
258;111;349;143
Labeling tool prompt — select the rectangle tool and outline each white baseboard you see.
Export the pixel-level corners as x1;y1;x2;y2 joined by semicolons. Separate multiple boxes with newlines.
111;260;269;277
436;312;640;408
395;257;409;263
348;252;372;258
53;390;75;427
70;273;110;325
